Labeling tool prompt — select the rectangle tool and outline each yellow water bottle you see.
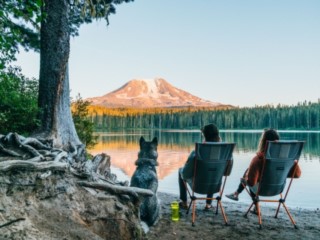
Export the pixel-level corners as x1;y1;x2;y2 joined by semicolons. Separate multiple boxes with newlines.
171;201;179;221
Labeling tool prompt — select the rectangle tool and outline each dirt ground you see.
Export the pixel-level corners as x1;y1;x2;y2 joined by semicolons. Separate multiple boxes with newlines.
144;192;320;240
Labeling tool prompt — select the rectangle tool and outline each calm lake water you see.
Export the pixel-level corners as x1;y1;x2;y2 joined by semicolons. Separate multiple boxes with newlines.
89;129;320;210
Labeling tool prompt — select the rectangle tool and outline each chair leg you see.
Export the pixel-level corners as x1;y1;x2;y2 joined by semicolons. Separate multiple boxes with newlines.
191;200;196;226
218;201;228;225
275;202;281;218
256;202;262;227
186;201;193;214
215;200;219;215
244;203;255;217
282;202;298;228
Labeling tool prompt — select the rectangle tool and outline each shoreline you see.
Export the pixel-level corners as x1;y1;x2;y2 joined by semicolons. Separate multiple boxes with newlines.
155;188;320;211
145;192;320;240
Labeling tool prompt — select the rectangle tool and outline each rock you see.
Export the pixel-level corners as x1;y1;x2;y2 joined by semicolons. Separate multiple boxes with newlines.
0;169;144;239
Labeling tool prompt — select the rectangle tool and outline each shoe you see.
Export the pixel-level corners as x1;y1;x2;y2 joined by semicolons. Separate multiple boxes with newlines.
225;193;239;201
179;201;188;210
204;205;213;211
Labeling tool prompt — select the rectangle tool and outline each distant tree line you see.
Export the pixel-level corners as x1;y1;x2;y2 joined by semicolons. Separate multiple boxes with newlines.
88;101;320;130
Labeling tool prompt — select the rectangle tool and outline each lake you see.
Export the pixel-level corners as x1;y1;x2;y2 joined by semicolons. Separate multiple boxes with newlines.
89;129;320;210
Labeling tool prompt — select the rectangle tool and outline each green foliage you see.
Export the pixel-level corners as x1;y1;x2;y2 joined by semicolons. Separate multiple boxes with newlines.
0;1;42;69
0;66;40;135
1;0;134;144
71;94;97;149
0;0;134;69
0;68;98;148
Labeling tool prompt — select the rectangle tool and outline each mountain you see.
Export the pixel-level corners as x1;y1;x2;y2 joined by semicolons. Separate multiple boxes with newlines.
86;78;223;108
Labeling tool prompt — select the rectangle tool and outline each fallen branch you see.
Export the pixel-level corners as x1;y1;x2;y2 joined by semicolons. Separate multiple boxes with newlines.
0;160;68;172
0;218;26;228
77;181;153;200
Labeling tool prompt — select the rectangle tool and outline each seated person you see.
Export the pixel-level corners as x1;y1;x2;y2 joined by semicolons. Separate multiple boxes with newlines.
178;123;230;210
226;128;301;203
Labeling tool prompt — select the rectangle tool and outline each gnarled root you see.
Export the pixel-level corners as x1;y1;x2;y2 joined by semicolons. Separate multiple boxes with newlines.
0;160;68;172
77;181;153;202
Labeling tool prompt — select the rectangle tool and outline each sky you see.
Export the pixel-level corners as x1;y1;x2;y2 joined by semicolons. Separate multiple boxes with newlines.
15;0;320;107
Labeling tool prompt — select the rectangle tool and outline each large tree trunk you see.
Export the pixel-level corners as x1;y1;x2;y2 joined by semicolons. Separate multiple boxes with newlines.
38;0;81;148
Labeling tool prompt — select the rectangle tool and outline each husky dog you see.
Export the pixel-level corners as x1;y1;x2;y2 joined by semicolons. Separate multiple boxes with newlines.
130;136;160;226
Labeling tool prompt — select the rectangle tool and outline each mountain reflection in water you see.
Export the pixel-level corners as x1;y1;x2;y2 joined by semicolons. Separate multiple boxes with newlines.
90;130;320;209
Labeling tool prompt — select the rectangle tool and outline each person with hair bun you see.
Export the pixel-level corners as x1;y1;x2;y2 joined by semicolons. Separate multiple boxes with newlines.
178;123;223;210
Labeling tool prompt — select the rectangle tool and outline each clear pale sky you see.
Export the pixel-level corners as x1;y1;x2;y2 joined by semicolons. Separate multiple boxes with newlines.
16;0;320;107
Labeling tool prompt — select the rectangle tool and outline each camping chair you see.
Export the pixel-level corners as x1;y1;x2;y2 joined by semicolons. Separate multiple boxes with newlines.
182;142;236;226
243;140;305;229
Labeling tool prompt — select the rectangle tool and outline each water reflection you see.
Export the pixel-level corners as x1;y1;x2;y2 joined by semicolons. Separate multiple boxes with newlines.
90;130;320;208
91;130;320;178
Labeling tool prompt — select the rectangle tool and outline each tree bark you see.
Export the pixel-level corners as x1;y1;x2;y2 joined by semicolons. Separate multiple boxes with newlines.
38;0;81;149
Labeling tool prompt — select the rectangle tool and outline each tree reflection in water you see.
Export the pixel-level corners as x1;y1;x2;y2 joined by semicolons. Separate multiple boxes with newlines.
90;130;320;209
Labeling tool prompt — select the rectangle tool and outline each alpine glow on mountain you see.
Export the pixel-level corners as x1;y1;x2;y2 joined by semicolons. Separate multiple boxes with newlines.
87;78;222;108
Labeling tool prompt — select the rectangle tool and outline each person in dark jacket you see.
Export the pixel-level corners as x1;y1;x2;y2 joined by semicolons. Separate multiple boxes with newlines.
178;123;223;210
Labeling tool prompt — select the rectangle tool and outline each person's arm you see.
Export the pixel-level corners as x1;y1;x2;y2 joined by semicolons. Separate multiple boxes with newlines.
287;160;301;178
181;151;196;180
246;155;261;187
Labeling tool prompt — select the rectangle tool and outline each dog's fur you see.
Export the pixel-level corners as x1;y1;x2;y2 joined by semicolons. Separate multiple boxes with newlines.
130;136;160;226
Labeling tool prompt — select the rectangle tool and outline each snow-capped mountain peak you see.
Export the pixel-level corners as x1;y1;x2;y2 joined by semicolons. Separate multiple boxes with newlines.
87;78;222;108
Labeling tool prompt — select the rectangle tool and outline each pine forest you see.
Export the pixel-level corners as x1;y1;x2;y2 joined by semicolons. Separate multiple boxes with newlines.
87;100;320;130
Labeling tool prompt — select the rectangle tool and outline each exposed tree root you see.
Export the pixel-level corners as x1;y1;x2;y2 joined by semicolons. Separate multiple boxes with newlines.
0;132;147;239
77;181;153;201
12;133;42;158
0;133;127;186
22;137;51;150
53;151;68;162
0;143;22;157
0;160;68;172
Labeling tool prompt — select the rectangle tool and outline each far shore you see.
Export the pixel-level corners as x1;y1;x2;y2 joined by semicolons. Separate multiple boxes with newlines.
94;129;320;133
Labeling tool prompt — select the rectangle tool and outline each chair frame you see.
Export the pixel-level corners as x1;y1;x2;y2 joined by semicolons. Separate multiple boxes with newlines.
242;140;305;229
182;142;235;226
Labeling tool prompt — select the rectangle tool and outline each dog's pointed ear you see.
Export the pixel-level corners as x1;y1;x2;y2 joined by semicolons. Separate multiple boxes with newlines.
152;137;158;146
140;136;145;147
